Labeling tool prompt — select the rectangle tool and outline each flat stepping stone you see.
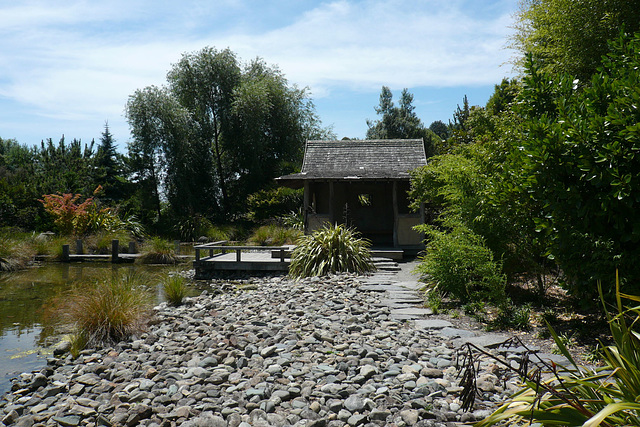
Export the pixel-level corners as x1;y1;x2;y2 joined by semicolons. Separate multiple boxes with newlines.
415;319;453;330
456;333;511;349
533;352;572;368
392;281;424;291
496;344;540;354
376;301;423;309
360;277;393;285
390;307;433;320
360;284;410;292
440;327;476;339
385;292;423;301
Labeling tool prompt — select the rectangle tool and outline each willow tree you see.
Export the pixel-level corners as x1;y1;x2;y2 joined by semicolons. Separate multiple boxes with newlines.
126;47;331;221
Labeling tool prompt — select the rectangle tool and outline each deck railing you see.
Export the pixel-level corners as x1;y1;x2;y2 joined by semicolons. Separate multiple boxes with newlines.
194;241;289;263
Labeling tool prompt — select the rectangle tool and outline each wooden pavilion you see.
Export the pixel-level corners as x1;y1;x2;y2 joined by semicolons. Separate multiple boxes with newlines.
276;139;427;252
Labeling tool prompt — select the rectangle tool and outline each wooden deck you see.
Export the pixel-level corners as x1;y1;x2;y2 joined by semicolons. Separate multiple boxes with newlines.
192;242;405;278
193;243;291;278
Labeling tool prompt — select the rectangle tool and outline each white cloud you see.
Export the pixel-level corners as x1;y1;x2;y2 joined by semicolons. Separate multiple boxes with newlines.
0;0;518;143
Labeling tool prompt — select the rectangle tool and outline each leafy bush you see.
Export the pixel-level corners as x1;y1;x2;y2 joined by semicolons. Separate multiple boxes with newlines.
249;225;301;246
53;271;152;348
515;33;640;300
204;224;232;242
490;301;532;331
175;214;213;242
426;289;444;314
87;230;133;254
477;277;640;426
246;187;303;223
162;274;190;306
280;208;304;230
39;191;96;235
289;223;375;278
416;223;506;303
139;237;180;264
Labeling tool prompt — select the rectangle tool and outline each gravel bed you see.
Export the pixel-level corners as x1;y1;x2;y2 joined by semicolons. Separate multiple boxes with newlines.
0;273;529;427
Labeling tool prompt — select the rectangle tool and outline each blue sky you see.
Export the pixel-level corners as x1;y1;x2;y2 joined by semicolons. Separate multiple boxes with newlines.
0;0;519;149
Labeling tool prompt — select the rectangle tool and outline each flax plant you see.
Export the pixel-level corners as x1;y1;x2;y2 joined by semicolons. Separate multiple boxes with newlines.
477;272;640;427
289;223;375;278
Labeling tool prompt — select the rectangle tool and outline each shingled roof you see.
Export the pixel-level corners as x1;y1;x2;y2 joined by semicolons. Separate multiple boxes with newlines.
277;139;427;186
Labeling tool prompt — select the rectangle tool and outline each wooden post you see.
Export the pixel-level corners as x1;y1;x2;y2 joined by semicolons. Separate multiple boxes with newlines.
62;244;70;262
279;248;285;262
75;239;83;255
195;247;200;262
303;181;310;234
392;181;399;248
329;181;335;225
128;241;137;254
236;249;241;262
112;240;119;264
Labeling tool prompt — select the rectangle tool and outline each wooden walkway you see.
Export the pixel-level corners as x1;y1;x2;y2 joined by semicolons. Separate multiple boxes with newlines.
193;243;291;278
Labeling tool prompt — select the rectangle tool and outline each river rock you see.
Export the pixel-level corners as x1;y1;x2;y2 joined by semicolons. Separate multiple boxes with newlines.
0;272;542;427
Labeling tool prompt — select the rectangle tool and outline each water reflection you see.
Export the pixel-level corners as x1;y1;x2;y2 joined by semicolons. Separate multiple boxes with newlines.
0;262;192;396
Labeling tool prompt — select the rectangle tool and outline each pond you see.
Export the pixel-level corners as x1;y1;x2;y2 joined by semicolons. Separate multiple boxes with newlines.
0;261;194;396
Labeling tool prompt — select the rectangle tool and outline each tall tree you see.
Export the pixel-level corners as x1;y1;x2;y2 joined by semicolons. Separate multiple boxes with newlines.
366;86;438;156
512;0;640;82
126;47;332;221
428;120;449;141
126;86;189;221
95;122;125;204
167;47;239;216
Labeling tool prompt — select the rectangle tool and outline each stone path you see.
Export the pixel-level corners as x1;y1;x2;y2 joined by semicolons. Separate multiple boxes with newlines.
367;259;570;367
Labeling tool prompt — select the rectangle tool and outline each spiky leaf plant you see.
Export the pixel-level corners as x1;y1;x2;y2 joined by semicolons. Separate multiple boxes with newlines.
476;272;640;427
289;223;375;278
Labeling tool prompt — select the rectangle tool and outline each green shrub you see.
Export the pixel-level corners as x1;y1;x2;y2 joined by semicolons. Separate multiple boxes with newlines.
54;271;152;348
89;230;133;254
477;276;640;426
162;274;190;306
246;187;303;223
175;214;212;242
426;289;444;314
249;225;301;246
205;224;232;242
139;237;179;264
289;223;375;278
416;223;506;303
490;301;532;331
280;208;304;230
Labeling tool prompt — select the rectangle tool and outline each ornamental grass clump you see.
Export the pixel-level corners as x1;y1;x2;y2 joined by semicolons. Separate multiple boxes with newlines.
476;273;640;427
289;223;375;278
0;235;33;271
55;271;152;349
162;274;190;306
249;224;301;246
139;237;179;264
